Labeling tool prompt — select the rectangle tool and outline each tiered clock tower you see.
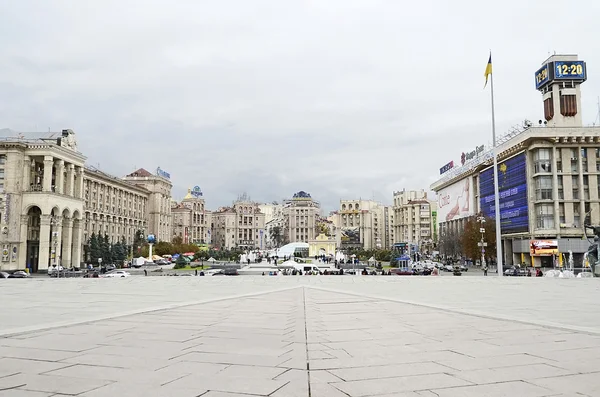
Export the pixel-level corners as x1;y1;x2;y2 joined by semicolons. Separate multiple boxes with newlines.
535;54;587;127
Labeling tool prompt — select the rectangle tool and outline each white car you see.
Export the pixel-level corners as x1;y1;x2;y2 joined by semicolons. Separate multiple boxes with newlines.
103;270;131;278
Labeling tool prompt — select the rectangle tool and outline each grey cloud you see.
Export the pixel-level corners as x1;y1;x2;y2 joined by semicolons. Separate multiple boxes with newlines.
1;0;599;212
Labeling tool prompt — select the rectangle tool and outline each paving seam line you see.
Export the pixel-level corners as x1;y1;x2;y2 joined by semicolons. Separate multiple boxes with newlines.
306;285;600;336
0;285;304;338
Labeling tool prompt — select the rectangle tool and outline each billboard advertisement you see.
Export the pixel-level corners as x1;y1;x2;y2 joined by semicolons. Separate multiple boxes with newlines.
479;152;529;234
341;228;361;247
438;178;474;222
530;240;558;256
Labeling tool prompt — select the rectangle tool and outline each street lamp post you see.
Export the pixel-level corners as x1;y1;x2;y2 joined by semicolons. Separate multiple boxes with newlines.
477;216;487;270
98;257;102;273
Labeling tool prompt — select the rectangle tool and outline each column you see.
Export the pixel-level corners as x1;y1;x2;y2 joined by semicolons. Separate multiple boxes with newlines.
52;217;63;268
18;215;29;270
22;156;30;192
55;160;65;194
62;218;73;268
38;215;51;272
66;164;75;197
42;156;54;192
75;166;84;199
71;219;83;267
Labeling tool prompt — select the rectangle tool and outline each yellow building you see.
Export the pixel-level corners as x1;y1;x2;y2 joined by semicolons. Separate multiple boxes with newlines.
308;233;336;257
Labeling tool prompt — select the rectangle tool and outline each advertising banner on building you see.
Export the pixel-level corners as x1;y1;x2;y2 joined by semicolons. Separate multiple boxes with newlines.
529;240;558;256
438;178;474;222
341;227;360;247
479;152;529;234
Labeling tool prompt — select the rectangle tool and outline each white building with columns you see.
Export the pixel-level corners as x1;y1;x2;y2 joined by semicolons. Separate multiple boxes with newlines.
0;129;85;273
82;166;149;254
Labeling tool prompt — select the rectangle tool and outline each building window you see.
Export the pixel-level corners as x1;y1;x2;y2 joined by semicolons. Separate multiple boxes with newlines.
536;204;554;229
572;176;579;199
573;203;581;227
556;148;562;173
559;203;565;224
533;148;552;173
535;176;553;200
557;176;564;199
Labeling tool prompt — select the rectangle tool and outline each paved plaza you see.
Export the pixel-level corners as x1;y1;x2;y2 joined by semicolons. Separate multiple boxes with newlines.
0;277;599;396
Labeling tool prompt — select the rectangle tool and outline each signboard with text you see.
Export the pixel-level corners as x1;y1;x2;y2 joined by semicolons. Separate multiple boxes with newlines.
439;161;454;175
438;178;474;222
479;152;529;234
530;240;558;256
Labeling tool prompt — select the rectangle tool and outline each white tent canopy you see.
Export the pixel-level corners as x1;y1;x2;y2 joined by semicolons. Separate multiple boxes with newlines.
367;256;376;263
207;257;216;262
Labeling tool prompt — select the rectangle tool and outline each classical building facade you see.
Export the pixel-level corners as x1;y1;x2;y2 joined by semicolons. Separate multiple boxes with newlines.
431;54;599;268
124;168;172;242
392;189;437;253
282;191;320;244
260;202;284;248
171;186;211;244
0;129;85;273
212;196;265;250
82;166;148;252
335;199;387;250
0;129;177;272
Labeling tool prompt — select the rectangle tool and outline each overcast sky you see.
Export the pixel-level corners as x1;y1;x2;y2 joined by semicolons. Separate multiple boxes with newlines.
1;0;599;212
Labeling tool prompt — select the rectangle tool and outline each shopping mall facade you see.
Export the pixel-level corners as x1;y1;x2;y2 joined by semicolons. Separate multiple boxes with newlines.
431;54;598;268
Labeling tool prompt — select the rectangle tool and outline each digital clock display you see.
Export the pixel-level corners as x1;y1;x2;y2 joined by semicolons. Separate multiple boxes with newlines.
534;65;550;89
554;61;586;80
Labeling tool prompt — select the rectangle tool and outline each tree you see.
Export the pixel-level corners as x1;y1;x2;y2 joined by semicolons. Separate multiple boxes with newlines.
112;238;127;264
133;229;146;256
89;233;101;264
460;216;497;263
101;234;112;264
174;254;187;269
172;235;183;245
438;228;462;259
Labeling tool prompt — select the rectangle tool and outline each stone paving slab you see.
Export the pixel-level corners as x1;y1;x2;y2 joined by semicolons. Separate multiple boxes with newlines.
1;278;600;396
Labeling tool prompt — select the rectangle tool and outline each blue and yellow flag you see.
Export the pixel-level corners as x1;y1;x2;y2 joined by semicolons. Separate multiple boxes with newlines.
484;54;493;88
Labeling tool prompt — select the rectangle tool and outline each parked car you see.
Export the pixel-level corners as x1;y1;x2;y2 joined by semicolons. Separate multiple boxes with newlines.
103;270;131;278
9;270;30;278
505;266;528;276
103;264;116;272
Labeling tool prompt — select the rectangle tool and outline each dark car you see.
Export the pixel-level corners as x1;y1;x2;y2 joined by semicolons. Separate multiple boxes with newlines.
8;270;30;278
505;266;528;276
223;268;239;276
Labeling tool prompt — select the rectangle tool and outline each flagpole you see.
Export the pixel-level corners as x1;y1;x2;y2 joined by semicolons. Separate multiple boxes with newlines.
490;70;503;276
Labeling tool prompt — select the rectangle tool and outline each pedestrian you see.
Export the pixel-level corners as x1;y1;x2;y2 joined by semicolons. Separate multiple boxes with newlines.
144;269;147;276
483;264;488;276
195;269;198;276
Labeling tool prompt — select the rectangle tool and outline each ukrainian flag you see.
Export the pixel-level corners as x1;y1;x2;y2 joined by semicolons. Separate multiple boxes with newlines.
484;54;493;88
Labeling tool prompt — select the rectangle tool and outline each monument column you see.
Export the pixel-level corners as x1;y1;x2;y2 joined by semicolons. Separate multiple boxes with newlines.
42;156;54;192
